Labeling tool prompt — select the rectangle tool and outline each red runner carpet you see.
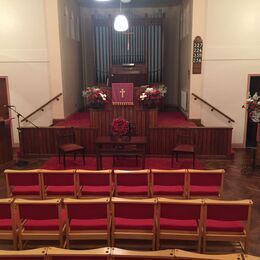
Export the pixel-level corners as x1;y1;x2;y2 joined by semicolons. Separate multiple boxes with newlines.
42;156;202;170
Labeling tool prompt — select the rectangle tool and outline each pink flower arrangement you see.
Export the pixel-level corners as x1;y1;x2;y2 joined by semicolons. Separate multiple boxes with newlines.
111;117;129;136
82;86;107;107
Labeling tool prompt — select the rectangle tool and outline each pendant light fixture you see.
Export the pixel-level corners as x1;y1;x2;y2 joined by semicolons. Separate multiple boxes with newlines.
114;0;129;32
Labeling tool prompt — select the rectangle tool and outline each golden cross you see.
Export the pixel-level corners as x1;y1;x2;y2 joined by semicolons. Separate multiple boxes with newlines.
120;88;126;98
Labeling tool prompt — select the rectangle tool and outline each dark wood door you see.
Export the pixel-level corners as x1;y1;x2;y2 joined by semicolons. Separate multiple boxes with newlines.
0;77;10;119
246;76;260;147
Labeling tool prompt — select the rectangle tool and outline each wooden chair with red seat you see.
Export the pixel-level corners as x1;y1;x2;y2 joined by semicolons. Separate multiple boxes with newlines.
150;169;187;198
203;199;253;253
4;169;42;199
0;198;17;249
57;128;86;168
76;169;113;198
14;198;65;249
157;198;203;252
0;247;47;259
111;197;157;250
187;169;225;199
114;169;150;198
63;197;111;248
41;169;77;199
111;247;174;259
46;247;110;260
171;132;195;168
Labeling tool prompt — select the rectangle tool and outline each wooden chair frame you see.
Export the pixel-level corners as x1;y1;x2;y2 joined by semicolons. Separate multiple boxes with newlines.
114;169;150;198
187;169;225;199
4;169;43;199
111;197;157;250
41;169;77;199
0;198;17;249
203;199;253;254
63;197;111;248
76;169;114;198
157;198;203;252
150;169;187;198
0;247;47;259
15;198;65;249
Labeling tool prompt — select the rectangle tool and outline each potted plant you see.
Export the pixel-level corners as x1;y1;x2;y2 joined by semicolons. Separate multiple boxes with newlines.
82;86;107;109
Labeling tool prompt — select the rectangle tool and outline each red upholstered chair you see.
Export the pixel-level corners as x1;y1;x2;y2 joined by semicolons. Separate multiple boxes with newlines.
46;247;110;260
187;169;225;199
0;198;17;249
111;197;157;250
0;247;47;259
157;198;203;252
111;247;174;259
203;199;253;253
114;169;150;198
4;169;42;199
15;198;65;249
63;198;111;248
41;169;77;199
77;169;113;198
150;169;187;198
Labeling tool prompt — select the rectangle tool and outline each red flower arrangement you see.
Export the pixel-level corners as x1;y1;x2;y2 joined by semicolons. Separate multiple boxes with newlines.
242;92;260;123
82;86;108;108
111;117;129;136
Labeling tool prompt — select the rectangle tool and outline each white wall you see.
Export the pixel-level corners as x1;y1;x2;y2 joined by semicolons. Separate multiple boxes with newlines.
201;0;260;145
0;0;53;144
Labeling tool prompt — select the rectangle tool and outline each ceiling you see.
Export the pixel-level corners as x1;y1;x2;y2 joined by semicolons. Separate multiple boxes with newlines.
79;0;181;8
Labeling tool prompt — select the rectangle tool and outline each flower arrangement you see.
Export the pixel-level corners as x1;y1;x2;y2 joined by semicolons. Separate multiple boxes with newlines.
242;92;260;123
111;117;129;136
139;84;167;108
82;86;107;108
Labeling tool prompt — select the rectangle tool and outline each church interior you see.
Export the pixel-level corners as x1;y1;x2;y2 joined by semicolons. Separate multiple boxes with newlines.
0;0;260;259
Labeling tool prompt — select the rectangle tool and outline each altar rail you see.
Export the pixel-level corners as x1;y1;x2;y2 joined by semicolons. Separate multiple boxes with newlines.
19;127;232;159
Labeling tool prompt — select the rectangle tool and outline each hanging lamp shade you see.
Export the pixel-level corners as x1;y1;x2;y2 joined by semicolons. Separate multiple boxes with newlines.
114;14;129;32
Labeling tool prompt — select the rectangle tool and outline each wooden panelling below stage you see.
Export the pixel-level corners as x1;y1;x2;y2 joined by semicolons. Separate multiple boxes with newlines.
19;126;232;159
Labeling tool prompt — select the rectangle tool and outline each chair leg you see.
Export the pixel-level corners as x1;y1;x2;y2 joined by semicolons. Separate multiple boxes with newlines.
13;236;18;250
19;237;23;250
202;237;206;253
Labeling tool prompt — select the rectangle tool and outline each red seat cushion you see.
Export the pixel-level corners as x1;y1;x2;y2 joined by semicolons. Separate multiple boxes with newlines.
117;186;148;195
190;185;219;195
0;218;12;230
70;218;107;230
24;219;60;230
160;218;198;231
81;185;110;196
11;185;40;195
115;217;153;230
153;185;183;195
45;186;75;195
59;144;84;152
206;219;244;232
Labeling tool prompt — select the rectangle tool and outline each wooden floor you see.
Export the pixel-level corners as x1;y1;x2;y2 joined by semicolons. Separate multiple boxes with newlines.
0;148;260;256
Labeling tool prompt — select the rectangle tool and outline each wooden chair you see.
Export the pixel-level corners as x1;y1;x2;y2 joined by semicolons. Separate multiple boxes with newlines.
0;247;47;259
114;169;150;198
46;247;110;259
63;197;111;248
77;169;113;198
41;169;77;199
187;169;225;199
150;169;187;198
171;132;195;168
111;247;174;259
4;169;42;199
203;199;253;253
0;198;17;249
57;128;86;168
157;198;203;252
174;249;242;260
15;198;65;249
111;197;157;250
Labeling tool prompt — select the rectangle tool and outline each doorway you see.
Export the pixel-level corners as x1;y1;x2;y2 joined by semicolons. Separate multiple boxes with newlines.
0;77;10;119
246;75;260;147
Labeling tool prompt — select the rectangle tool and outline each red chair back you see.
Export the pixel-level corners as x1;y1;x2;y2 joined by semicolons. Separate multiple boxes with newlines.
7;173;39;186
79;174;110;186
153;171;185;186
116;174;148;186
0;203;12;219
42;171;74;186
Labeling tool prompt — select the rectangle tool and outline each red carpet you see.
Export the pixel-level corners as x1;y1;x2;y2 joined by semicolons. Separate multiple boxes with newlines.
42;156;202;170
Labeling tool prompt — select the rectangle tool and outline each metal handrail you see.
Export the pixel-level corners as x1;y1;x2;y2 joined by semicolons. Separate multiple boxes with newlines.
192;93;235;123
21;93;62;122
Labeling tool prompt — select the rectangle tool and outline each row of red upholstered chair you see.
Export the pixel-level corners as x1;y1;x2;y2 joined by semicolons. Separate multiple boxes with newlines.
4;169;224;199
0;247;256;260
0;197;252;253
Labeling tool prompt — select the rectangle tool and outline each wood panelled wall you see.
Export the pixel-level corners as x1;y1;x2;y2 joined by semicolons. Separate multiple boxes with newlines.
19;126;232;159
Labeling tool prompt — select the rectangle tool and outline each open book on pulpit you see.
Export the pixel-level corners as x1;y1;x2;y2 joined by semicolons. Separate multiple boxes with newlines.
112;83;134;105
